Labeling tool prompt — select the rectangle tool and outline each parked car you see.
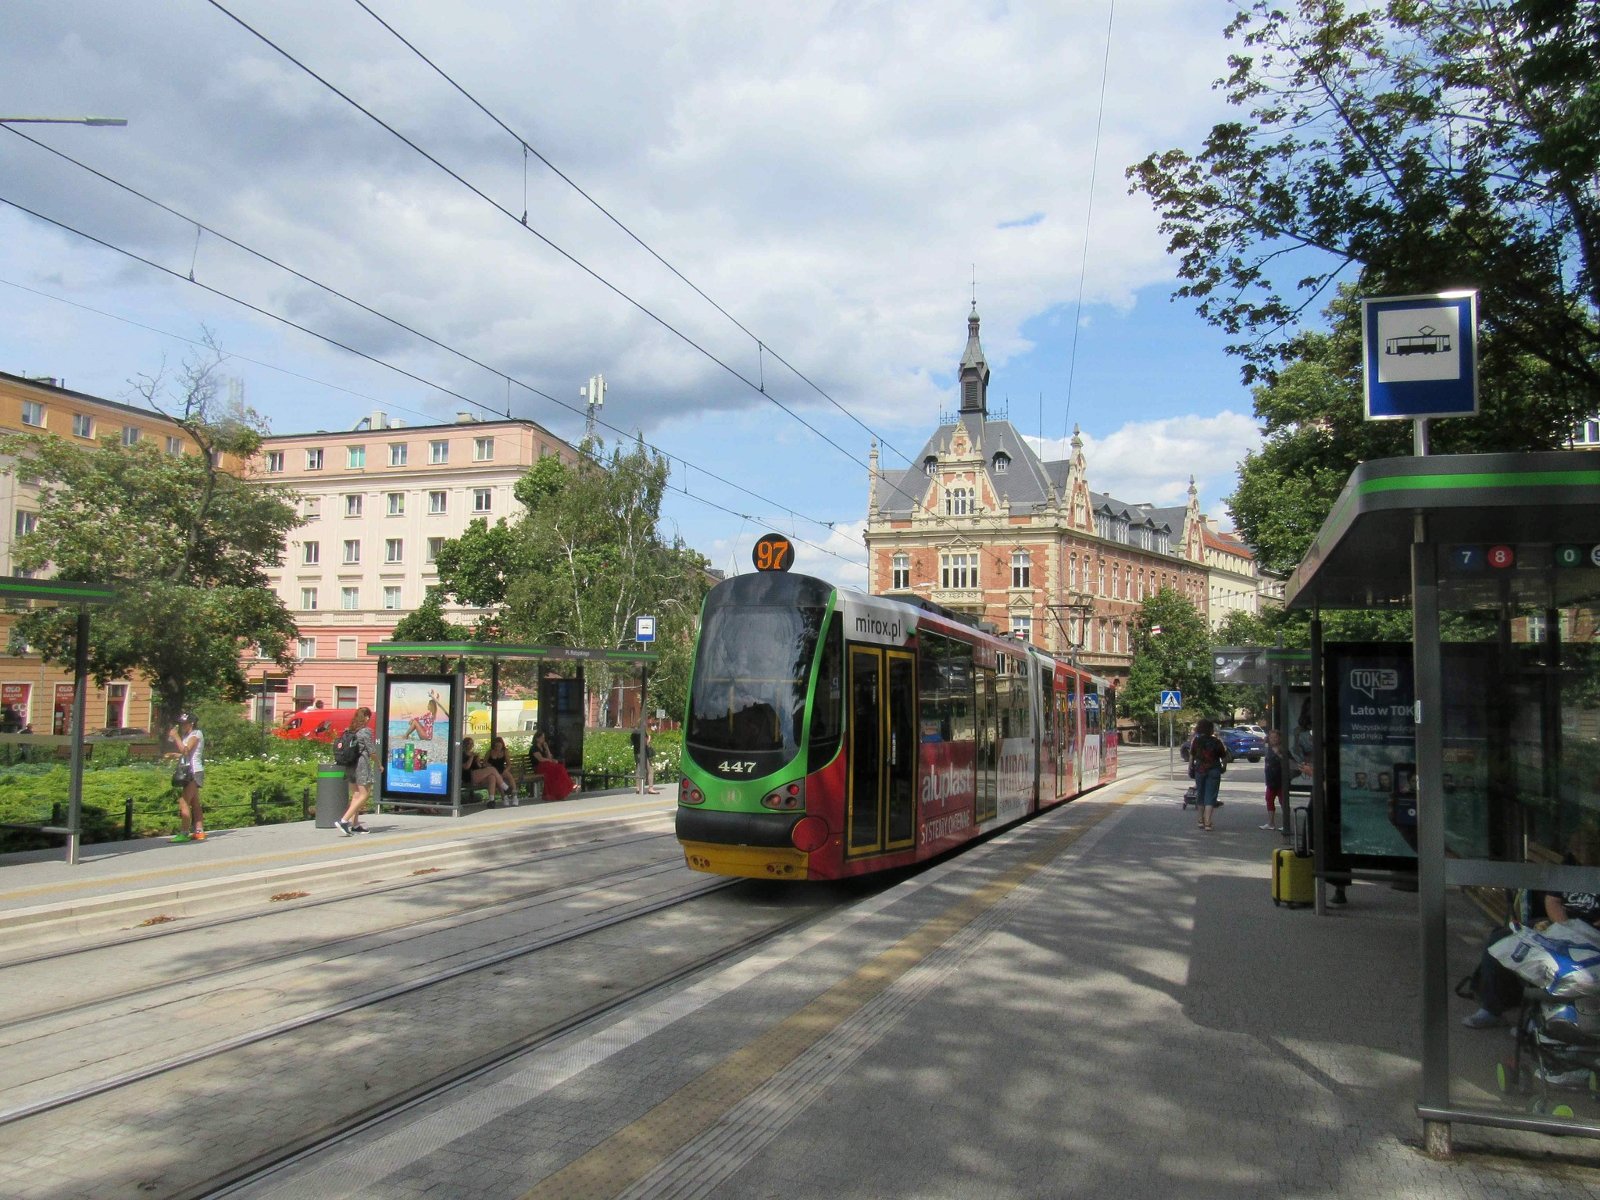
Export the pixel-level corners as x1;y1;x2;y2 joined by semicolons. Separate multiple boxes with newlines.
1220;727;1265;762
1233;723;1267;739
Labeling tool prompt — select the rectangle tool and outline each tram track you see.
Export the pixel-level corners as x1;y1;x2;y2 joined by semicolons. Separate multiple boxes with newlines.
2;868;843;1200
0;827;678;1027
0;872;742;1131
0;849;686;1047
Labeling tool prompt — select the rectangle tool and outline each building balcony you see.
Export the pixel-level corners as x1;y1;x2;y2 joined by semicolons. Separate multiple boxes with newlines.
928;588;984;611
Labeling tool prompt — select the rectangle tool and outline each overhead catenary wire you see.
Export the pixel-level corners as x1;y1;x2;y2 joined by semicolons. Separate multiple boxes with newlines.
0;192;863;569
203;0;874;480
1061;0;1116;448
0;125;866;558
347;0;924;474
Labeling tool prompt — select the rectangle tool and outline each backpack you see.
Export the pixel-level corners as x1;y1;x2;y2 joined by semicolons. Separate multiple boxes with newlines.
332;728;361;767
1190;735;1224;773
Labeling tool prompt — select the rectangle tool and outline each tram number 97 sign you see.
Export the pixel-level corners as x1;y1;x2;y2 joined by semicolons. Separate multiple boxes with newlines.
753;533;794;572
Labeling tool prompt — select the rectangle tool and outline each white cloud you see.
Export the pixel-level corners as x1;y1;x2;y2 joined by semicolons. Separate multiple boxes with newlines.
1026;410;1263;519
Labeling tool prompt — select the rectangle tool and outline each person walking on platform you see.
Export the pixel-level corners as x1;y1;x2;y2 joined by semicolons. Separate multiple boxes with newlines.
1262;729;1285;830
337;706;376;835
168;712;206;842
1189;718;1229;832
632;718;660;794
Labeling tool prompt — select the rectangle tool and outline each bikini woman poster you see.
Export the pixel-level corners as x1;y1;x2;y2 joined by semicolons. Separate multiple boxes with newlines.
382;675;454;798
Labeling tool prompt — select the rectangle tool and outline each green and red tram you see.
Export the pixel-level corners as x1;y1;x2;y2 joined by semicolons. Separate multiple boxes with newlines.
675;571;1118;881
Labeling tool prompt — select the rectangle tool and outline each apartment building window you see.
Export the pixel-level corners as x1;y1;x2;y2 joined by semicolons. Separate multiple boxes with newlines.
1011;614;1032;643
1097;561;1106;595
945;487;971;516
72;413;94;438
123;426;141;447
341;586;360;610
385;538;403;563
940;552;978;590
389;442;408;466
266;449;284;471
297;637;317;660
293;685;316;709
473;436;494;462
345;494;363;518
426;536;444;563
21;400;44;427
336;685;358;707
305;447;323;469
891;553;910;590
429;439;449;464
383;585;402;610
347;445;366;469
428;490;447;514
302;540;320;565
300;587;319;610
1011;550;1031;589
15;511;38;538
473;488;492;513
386;492;405;516
302;497;321;522
342;539;361;564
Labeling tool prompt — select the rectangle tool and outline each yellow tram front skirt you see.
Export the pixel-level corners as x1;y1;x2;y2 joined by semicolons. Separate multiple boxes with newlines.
680;841;809;881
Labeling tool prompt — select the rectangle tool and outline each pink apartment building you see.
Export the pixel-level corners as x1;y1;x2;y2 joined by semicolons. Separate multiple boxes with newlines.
253;410;579;720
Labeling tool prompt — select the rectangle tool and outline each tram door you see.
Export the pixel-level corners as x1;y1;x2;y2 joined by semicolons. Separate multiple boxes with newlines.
846;647;917;857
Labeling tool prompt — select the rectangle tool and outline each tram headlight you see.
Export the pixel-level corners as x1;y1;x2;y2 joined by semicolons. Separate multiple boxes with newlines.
761;781;804;811
679;778;704;805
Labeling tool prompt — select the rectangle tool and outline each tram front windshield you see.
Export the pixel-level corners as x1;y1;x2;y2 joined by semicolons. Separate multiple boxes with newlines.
688;604;823;762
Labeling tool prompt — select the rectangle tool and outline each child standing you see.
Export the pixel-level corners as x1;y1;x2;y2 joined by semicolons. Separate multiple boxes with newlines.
1262;729;1284;830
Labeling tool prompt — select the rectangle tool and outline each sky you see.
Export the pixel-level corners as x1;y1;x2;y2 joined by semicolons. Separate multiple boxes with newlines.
0;0;1272;590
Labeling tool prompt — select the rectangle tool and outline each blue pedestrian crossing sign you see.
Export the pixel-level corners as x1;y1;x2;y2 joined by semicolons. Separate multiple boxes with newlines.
1159;690;1182;711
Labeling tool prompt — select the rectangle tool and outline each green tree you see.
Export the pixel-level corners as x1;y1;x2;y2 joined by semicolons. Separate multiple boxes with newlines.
0;345;300;727
431;438;712;720
1124;589;1218;733
1129;0;1599;402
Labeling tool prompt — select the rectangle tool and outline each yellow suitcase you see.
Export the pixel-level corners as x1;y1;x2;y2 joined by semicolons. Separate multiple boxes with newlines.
1272;848;1313;908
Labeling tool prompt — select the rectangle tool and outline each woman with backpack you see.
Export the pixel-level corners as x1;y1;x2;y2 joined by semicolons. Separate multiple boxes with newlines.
1189;718;1230;832
336;706;376;835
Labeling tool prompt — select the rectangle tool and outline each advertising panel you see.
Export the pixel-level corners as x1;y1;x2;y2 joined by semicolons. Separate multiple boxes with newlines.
1323;643;1493;869
1;682;31;731
52;683;75;736
382;676;454;800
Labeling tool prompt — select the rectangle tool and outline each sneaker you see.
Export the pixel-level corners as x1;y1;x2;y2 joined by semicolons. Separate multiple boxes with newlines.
1462;1008;1503;1029
1260;822;1278;830
170;832;192;843
351;824;369;833
191;830;206;842
335;819;353;836
1536;1065;1592;1088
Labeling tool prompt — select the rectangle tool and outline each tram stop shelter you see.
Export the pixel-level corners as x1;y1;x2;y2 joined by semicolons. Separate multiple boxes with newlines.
0;575;116;865
365;639;658;817
1284;450;1600;1153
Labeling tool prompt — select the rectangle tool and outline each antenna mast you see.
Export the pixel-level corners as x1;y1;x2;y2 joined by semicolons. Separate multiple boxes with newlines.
580;373;606;442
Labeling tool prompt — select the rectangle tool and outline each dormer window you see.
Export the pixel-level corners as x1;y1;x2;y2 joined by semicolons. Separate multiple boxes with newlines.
945;487;971;517
992;452;1010;475
923;456;937;476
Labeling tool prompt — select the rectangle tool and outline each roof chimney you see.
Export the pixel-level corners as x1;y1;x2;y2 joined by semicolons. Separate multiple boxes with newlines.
455;411;477;424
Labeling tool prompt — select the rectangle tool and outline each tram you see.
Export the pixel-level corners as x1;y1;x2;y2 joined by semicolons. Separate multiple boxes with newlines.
675;571;1118;881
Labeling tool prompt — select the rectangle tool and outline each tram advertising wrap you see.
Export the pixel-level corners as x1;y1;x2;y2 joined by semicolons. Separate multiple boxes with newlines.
676;570;1119;882
382;675;454;799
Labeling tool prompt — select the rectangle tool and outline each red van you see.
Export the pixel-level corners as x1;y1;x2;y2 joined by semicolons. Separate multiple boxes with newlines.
275;707;358;744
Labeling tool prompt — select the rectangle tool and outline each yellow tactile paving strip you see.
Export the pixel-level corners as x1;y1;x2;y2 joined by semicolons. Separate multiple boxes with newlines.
518;780;1154;1200
0;798;674;906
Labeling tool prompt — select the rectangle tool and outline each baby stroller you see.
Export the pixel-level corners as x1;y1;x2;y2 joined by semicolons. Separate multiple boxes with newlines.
1490;919;1600;1115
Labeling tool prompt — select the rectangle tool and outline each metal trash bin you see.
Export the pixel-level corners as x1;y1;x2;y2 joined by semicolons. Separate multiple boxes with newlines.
315;763;349;828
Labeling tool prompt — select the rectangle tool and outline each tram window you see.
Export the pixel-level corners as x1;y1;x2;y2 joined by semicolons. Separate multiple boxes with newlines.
688;604;824;755
1084;683;1101;735
918;630;974;742
808;614;844;763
